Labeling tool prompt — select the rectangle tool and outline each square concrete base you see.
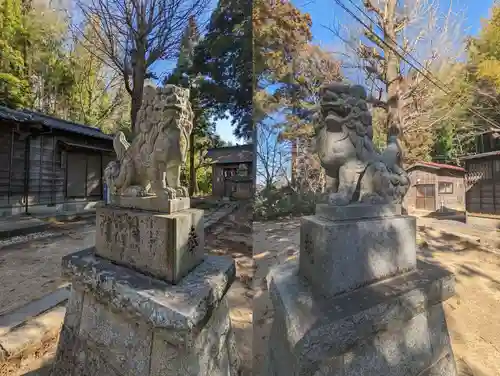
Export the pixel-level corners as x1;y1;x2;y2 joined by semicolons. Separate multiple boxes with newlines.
96;205;204;284
299;213;416;297
108;196;191;213
51;249;240;376
267;258;457;376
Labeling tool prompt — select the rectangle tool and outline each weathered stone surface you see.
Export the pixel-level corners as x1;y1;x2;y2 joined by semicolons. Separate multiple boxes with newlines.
343;311;432;376
63;286;84;330
315;203;401;221
266;257;456;376
419;353;457;376
108;196;190;213
315;83;409;206
95;205;204;284
150;297;237;376
53;250;238;376
299;214;416;297
62;249;236;334
73;341;122;376
51;325;80;376
79;294;153;376
104;84;193;200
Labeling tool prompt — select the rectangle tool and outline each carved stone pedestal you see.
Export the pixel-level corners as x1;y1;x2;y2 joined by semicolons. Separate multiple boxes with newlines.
267;204;458;376
51;200;240;376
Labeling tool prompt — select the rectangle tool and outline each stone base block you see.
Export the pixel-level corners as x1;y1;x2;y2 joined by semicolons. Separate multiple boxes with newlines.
315;203;401;221
299;213;416;297
51;249;240;376
96;205;204;284
108;196;191;213
267;258;457;376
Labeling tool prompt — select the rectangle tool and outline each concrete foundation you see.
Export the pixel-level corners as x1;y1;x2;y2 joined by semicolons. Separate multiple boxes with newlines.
267;204;457;376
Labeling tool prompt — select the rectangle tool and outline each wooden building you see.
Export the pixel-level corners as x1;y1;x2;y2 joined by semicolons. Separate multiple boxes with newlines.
404;162;466;215
0;106;115;216
206;144;253;199
462;152;500;229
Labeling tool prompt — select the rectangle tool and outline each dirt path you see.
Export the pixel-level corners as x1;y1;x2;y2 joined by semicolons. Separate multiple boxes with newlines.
205;203;253;376
418;226;500;376
253;218;500;376
0;219;96;316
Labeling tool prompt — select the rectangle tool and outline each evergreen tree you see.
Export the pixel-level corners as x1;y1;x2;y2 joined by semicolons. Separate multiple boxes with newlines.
165;16;216;196
0;0;30;107
194;0;252;140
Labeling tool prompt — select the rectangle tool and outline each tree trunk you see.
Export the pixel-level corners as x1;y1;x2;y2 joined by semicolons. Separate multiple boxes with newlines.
383;0;403;140
131;50;146;136
189;130;197;196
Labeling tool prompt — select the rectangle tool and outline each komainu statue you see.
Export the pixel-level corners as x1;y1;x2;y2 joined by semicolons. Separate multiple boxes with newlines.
314;82;409;206
104;84;193;199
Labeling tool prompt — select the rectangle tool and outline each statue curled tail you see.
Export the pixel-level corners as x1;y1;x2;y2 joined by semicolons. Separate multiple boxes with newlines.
104;131;131;194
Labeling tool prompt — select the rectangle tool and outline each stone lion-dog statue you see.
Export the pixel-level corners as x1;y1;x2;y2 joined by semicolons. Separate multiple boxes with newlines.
104;84;193;200
314;82;409;206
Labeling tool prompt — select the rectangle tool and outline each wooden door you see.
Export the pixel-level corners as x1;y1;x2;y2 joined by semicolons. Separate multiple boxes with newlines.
416;184;435;211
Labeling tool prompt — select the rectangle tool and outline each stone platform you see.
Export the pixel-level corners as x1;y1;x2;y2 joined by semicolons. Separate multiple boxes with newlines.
51;248;240;376
267;204;458;376
52;194;240;376
267;259;457;376
109;196;191;213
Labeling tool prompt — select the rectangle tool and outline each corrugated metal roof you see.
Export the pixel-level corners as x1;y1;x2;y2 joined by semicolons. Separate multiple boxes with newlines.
206;144;254;164
407;161;465;172
460;150;500;160
0;106;113;141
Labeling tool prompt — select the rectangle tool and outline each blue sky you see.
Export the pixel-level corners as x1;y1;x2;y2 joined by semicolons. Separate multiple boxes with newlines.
153;0;496;146
297;0;494;44
221;0;496;146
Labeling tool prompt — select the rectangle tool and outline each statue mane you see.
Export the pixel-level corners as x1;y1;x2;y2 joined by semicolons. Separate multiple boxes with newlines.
314;82;409;206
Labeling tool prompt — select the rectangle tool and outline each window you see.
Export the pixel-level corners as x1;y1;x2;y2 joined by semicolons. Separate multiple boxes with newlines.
438;182;453;194
223;168;237;178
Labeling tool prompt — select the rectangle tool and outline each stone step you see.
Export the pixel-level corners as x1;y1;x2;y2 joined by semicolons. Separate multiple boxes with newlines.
0;289;68;363
0;211;96;240
0;286;69;337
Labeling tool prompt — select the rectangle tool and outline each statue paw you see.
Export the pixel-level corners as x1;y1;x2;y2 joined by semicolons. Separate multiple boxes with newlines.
176;187;189;198
166;187;177;200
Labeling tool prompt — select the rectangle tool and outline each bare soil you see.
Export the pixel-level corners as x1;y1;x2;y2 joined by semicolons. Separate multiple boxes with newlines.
252;218;500;376
0;219;96;316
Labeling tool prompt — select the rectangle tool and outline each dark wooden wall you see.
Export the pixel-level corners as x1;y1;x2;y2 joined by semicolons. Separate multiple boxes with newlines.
0;122;114;211
0;128;27;208
465;156;500;215
212;162;253;198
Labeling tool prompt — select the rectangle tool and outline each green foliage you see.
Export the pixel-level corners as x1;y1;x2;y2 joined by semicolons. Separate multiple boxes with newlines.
472;6;500;89
194;0;252;140
253;186;322;221
0;0;30;107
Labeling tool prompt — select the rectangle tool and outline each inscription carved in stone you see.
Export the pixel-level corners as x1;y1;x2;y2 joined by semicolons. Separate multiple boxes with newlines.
304;233;313;264
187;225;199;254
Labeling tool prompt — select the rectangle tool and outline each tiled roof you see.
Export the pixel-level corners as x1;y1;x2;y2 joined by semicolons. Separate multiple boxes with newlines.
407;161;465;172
0;106;113;141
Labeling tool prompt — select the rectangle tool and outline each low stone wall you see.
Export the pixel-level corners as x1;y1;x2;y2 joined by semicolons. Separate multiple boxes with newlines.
0;199;101;217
